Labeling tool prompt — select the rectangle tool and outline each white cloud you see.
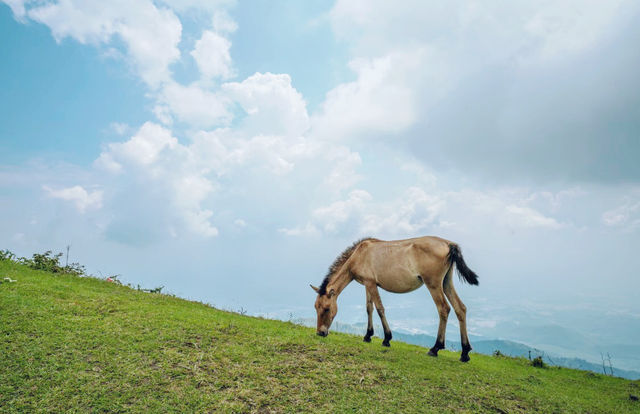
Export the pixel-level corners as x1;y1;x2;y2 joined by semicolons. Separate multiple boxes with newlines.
322;0;632;144
524;188;587;212
312;189;372;234
504;205;563;229
3;0;27;19
158;82;232;128
191;130;317;176
322;0;640;184
282;186;437;238
6;1;629;245
212;10;237;34
305;186;443;237
43;185;103;213
90;112;358;241
183;208;218;237
188;9;237;81
94;122;219;239
223;72;310;138
191;30;234;80
278;223;319;237
321;146;362;194
329;0;630;63
22;0;183;87
153;104;173;126
283;184;567;238
95;121;178;172
157;0;235;13
225;135;295;175
447;189;567;233
312;51;422;141
603;201;640;229
523;0;628;63
110;122;129;136
360;187;444;235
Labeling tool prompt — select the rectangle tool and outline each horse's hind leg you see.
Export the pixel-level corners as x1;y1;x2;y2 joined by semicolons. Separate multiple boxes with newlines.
366;283;392;347
425;283;450;357
363;289;374;342
443;270;472;362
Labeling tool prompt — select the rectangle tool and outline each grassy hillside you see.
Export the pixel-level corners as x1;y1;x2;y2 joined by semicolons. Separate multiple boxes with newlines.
1;259;638;413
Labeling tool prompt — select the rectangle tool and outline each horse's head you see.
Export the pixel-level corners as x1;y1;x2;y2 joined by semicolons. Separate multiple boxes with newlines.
310;284;338;337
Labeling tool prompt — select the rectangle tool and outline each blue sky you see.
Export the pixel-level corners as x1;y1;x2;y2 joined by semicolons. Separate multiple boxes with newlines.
0;8;144;163
2;0;640;370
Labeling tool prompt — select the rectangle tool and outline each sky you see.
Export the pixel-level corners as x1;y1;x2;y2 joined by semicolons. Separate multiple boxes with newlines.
2;0;640;368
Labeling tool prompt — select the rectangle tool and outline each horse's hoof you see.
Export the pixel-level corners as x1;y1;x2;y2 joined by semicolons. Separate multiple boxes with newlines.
427;349;438;357
460;354;470;363
363;336;371;343
382;341;390;347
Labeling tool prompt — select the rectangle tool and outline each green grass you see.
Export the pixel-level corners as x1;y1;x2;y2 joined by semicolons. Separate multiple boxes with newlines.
1;260;638;413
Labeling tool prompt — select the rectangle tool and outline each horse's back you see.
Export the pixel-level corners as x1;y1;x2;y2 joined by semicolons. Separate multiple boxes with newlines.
366;236;451;260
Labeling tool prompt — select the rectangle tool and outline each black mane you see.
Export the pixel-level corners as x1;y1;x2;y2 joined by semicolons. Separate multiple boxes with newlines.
317;237;377;295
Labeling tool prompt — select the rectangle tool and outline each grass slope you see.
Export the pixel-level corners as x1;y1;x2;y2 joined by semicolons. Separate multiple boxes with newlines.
1;260;638;413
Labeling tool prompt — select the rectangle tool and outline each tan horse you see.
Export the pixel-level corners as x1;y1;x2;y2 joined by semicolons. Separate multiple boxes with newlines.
311;236;479;362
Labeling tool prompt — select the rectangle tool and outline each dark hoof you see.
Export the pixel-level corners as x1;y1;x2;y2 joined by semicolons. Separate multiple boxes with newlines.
460;353;470;363
382;340;391;347
427;349;438;357
363;336;372;343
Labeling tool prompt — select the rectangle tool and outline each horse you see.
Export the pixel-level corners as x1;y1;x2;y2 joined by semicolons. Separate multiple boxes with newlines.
310;236;479;362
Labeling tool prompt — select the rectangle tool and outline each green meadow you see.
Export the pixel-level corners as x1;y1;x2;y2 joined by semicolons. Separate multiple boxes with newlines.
1;258;638;413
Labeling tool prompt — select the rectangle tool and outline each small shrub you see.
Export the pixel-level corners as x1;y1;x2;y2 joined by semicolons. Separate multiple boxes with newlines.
27;251;64;272
135;283;164;293
493;350;503;357
19;250;86;276
0;249;16;261
64;262;87;277
532;356;546;368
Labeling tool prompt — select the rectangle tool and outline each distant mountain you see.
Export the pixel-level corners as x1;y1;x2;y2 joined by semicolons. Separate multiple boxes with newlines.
292;318;640;380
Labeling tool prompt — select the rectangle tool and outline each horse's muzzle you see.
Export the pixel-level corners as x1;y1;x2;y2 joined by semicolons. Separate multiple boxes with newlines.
317;331;328;337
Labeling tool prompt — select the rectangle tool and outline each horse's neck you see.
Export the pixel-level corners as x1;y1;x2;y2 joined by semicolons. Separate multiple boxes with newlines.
328;269;352;296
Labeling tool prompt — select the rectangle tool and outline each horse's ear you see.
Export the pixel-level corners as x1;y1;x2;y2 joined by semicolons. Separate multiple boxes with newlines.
328;288;335;298
310;284;320;293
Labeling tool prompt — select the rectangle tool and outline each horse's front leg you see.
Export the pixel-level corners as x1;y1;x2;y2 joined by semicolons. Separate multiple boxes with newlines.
363;289;374;342
367;284;392;347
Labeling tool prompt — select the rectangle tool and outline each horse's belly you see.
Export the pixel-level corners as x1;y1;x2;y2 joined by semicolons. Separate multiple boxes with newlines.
377;270;423;293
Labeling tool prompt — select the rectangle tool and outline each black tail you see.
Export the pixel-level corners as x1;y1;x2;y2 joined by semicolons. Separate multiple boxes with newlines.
448;244;479;286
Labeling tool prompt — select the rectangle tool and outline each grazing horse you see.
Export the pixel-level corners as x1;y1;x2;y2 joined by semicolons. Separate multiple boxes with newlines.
311;236;479;362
